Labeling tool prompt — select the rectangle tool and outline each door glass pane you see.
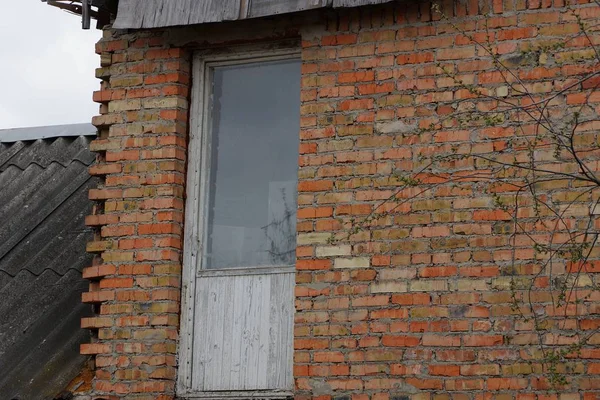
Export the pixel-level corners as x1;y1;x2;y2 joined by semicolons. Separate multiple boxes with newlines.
203;59;300;269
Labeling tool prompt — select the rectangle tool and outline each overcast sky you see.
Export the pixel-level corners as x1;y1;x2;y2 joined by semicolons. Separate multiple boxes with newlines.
0;1;101;129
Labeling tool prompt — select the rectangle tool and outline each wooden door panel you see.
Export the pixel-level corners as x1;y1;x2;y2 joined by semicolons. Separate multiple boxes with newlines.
191;272;294;392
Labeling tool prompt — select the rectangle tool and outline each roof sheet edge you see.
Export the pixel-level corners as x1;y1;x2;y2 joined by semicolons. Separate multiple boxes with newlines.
0;123;97;143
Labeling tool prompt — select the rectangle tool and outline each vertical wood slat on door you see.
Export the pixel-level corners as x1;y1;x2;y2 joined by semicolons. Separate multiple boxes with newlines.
191;272;294;392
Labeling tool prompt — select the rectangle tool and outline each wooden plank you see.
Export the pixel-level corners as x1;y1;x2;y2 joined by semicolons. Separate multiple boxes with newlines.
189;0;240;25
177;54;207;393
219;275;234;389
256;274;271;389
150;0;192;27
208;279;226;390
248;0;328;18
282;274;293;390
282;272;295;389
199;279;215;390
112;0;138;28
198;265;294;278
248;276;258;389
191;275;210;391
267;273;295;389
114;0;240;28
267;275;280;389
240;275;260;389
228;276;244;389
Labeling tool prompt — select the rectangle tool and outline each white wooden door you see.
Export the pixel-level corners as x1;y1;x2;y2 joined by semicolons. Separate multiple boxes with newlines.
179;51;300;398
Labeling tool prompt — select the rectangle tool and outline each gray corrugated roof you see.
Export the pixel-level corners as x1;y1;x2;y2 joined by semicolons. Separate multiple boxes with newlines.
113;0;394;29
0;123;96;143
0;135;98;400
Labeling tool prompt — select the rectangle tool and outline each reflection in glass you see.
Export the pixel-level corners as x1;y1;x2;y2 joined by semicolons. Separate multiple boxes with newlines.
203;59;301;269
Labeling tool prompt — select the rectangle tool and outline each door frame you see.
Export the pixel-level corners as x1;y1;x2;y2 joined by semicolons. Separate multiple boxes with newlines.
177;44;301;399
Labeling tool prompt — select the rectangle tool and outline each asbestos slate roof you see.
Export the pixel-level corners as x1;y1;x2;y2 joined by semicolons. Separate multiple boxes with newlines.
0;135;98;400
113;0;395;29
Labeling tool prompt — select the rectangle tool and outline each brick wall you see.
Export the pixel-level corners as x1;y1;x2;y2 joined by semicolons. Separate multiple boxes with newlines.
84;28;190;399
294;1;600;399
82;0;600;399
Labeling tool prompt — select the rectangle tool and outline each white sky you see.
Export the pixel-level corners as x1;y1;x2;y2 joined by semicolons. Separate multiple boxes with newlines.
0;1;101;129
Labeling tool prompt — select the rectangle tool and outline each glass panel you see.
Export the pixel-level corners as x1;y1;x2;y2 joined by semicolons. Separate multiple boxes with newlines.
203;59;300;269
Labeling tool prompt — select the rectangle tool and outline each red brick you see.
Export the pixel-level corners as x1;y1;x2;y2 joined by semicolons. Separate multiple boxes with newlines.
298;180;334;192
381;335;420;347
99;278;134;289
83;265;117;279
463;335;504;347
429;364;460;376
81;343;111;355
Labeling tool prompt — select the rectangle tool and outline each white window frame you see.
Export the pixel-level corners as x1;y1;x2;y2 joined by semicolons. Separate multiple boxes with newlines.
178;46;301;399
